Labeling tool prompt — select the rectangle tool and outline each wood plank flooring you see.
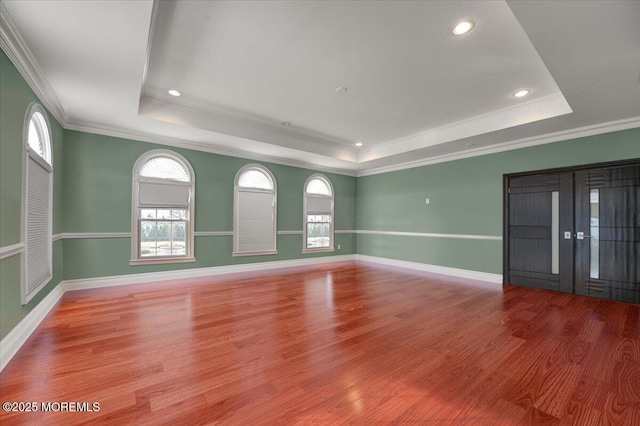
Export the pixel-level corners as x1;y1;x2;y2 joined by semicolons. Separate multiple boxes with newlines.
1;262;639;425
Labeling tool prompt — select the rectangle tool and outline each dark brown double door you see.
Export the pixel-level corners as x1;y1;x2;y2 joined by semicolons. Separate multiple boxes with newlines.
504;161;639;304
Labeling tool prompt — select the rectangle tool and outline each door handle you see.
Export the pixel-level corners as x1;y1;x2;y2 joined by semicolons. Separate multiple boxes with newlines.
576;232;591;240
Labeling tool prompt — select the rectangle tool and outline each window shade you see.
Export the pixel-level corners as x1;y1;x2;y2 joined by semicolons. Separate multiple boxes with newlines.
139;182;190;207
306;196;332;214
236;190;275;252
238;169;273;190
26;156;51;292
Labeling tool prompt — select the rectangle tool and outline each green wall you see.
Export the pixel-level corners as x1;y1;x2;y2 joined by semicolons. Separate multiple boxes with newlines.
0;50;65;340
357;128;640;274
0;49;356;341
2;40;639;345
61;130;357;280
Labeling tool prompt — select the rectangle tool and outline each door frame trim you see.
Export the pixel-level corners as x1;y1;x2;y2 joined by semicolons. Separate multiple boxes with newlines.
502;157;640;285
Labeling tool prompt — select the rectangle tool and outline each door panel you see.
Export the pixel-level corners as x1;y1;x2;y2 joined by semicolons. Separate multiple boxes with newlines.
509;192;552;226
575;164;640;303
507;161;639;304
509;239;551;273
507;173;573;293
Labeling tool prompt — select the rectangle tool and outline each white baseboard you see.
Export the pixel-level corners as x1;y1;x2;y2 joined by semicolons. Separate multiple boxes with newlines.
64;254;357;291
356;254;503;284
1;253;500;373
0;282;65;372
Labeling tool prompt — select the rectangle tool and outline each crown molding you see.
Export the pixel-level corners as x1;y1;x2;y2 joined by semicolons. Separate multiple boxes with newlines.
141;95;355;157
358;93;572;162
1;0;636;178
357;116;640;177
65;120;358;177
0;2;355;178
0;2;68;125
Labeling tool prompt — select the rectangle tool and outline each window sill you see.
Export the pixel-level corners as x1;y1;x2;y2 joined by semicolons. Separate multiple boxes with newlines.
232;250;278;257
130;256;196;266
302;248;335;254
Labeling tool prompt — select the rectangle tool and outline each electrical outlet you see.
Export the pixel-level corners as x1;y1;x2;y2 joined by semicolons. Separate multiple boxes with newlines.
425;198;430;204
337;244;341;250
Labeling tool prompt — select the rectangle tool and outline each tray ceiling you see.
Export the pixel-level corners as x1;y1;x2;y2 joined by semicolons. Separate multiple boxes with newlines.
2;0;639;175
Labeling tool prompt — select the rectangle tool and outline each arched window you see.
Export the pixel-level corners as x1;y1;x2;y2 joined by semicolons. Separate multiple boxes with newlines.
131;150;195;264
233;164;277;256
22;103;53;304
303;174;334;252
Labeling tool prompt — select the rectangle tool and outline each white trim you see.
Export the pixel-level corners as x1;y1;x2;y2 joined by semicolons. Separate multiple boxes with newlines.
1;0;636;178
131;149;195;263
232;250;278;257
359;93;572;162
64;254;357;291
139;0;160;99
278;230;303;235
303;174;335;251
129;256;196;266
60;232;131;239
356;254;503;284
0;281;65;372
356;230;502;240
0;243;24;260
66;121;358;177
140;94;356;159
358;117;640;176
20;230;355;242
195;231;233;237
0;3;68;124
233;164;277;256
22;103;54;305
302;247;335;254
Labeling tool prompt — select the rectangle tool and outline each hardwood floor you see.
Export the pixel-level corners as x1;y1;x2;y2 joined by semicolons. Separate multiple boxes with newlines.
1;262;638;425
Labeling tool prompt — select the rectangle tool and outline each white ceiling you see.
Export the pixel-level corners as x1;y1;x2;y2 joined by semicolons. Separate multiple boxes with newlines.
1;0;639;176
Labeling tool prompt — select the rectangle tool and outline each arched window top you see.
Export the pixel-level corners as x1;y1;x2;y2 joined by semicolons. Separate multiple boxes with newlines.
131;149;195;264
139;156;191;182
236;164;275;191
24;104;52;166
306;175;332;196
234;164;277;255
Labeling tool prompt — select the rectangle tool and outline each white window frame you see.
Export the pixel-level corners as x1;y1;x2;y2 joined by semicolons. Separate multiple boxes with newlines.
233;164;277;256
21;103;53;305
130;149;196;265
303;174;335;253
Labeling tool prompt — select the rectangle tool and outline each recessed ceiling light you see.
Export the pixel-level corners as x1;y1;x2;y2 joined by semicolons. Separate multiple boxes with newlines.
355;142;363;147
513;89;531;98
453;20;475;35
336;86;348;94
281;121;291;127
168;89;181;97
